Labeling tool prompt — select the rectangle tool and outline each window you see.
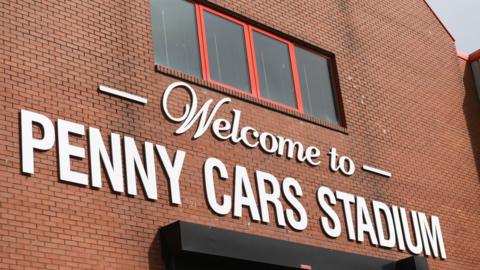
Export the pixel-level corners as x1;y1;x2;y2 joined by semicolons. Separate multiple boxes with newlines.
150;0;342;125
204;11;251;93
150;0;201;77
295;47;339;124
252;30;297;108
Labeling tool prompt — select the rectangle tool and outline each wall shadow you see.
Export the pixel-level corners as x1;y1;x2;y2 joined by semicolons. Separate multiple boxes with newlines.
462;62;480;183
148;230;164;270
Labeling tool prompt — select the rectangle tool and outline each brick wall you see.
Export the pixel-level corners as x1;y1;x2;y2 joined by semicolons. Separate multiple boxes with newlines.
1;0;480;269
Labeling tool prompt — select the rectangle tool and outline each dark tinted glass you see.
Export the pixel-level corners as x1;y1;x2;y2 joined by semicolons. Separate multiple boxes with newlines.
253;31;297;108
150;0;201;77
295;47;338;124
204;11;251;92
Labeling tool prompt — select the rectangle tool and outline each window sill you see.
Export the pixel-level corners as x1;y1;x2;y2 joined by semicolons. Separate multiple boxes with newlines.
155;65;348;135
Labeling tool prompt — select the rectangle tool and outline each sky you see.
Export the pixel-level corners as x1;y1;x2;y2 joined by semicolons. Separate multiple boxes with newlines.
426;0;480;54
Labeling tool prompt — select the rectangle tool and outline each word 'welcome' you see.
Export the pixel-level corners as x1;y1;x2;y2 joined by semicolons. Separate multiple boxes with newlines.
162;82;321;166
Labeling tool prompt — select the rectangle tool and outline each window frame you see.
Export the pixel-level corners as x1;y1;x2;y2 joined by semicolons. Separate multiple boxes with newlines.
156;0;345;127
197;5;257;94
293;44;342;124
248;26;304;112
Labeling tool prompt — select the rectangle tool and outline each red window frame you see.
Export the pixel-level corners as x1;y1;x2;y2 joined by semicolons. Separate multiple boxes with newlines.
248;26;304;113
196;5;257;95
180;1;341;124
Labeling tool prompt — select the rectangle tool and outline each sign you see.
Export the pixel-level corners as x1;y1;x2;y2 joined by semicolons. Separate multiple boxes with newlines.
18;82;447;260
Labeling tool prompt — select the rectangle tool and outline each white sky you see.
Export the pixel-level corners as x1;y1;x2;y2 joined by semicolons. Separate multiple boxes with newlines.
426;0;480;54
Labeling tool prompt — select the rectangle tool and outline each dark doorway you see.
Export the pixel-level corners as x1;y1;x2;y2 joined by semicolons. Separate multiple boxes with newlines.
159;221;428;270
172;252;297;270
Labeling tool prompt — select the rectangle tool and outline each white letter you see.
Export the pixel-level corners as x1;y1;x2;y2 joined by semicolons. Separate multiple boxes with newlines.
89;127;123;192
305;146;321;166
336;190;356;241
162;82;231;139
282;177;308;231
400;209;423;255
211;118;231;141
276;136;304;161
229;110;242;143
418;213;446;259
372;200;396;248
356;196;378;245
124;137;157;200
317;186;341;238
256;171;286;226
391;205;406;251
329;147;339;171
259;132;279;154
233;166;260;221
239;127;259;148
20;110;55;175
204;158;231;215
57;119;88;185
156;145;186;205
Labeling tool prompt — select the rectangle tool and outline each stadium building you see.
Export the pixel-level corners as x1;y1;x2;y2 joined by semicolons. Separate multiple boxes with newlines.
1;0;480;269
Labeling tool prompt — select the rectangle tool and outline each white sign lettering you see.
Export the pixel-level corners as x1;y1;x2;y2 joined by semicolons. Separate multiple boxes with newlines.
17;81;447;260
317;186;447;259
20;109;185;202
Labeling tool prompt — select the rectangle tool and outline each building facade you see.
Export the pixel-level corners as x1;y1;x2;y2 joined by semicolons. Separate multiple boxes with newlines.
1;0;480;269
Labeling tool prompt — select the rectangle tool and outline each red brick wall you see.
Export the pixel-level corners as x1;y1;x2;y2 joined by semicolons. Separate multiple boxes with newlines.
1;0;480;269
